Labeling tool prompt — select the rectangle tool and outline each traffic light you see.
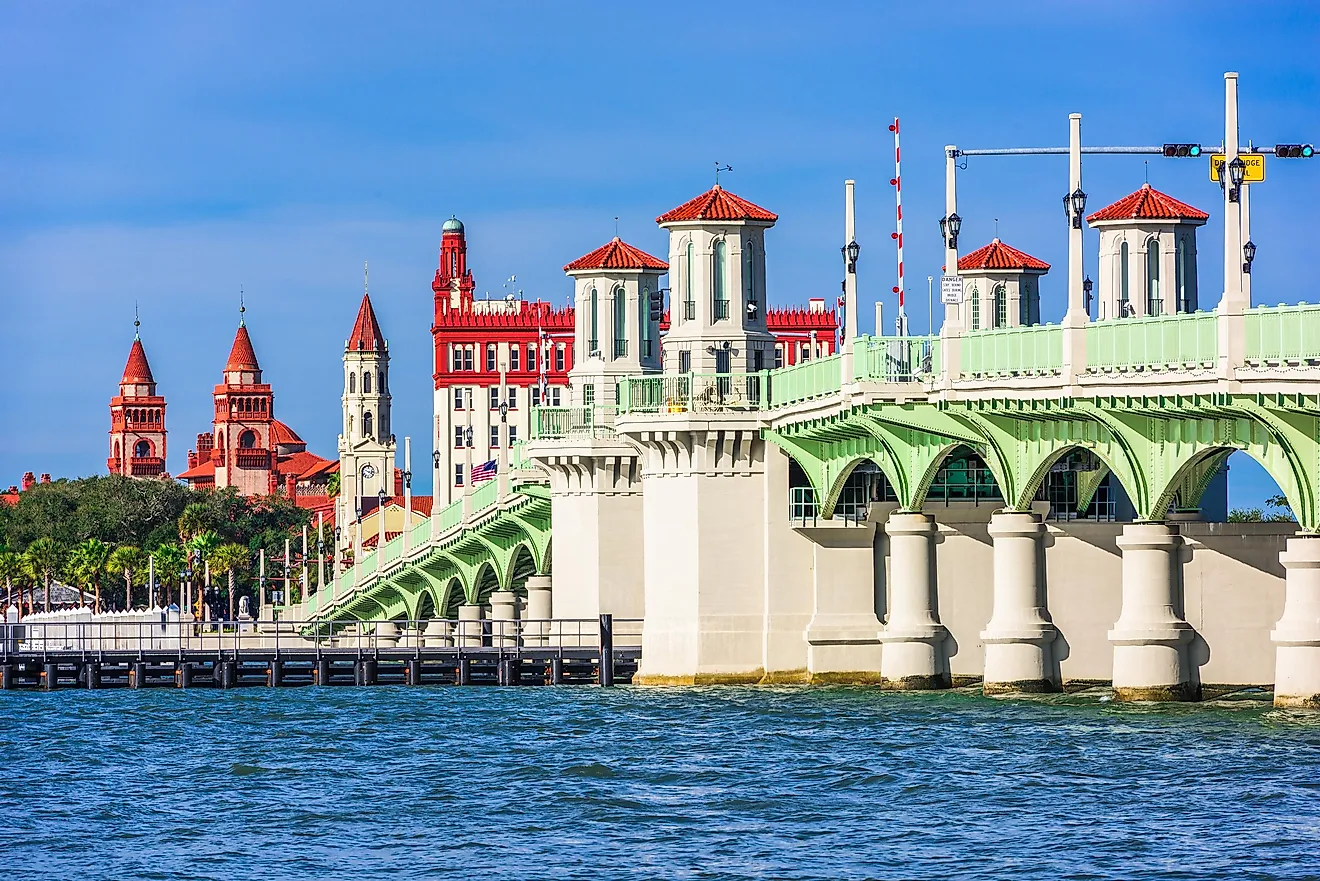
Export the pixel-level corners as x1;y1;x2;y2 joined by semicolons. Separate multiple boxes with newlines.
1162;143;1203;158
1275;144;1315;158
649;289;663;322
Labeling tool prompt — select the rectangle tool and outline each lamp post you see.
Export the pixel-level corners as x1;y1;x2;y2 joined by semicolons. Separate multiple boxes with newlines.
377;488;387;574
1227;157;1246;204
332;524;342;603
926;275;934;336
1061;113;1087;382
402;436;413;550
1243;240;1257;274
840;180;858;384
1083;276;1094;317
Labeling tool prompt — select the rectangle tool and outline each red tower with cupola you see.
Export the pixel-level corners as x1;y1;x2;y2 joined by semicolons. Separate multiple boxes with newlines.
108;325;169;478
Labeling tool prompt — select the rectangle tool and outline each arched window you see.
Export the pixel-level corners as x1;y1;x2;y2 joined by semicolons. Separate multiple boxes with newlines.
1146;238;1161;315
362;411;373;438
380;369;387;393
684;240;694;320
1120;241;1131;316
640;283;653;358
969;285;980;331
363;371;372;394
744;241;756;313
993;284;1007;329
349;372;356;394
114;440;121;459
239;429;257;448
450;252;457;276
134;440;151;458
713;239;728;320
612;285;627;358
589;286;599;354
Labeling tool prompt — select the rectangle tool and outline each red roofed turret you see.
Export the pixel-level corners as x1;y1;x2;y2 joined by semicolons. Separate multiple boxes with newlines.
121;337;155;385
563;237;669;272
958;239;1050;272
1087;184;1209;225
225;324;261;373
109;324;168;479
348;293;386;351
656;185;778;225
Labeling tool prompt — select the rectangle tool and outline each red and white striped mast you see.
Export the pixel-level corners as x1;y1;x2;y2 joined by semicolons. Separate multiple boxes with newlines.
889;117;907;337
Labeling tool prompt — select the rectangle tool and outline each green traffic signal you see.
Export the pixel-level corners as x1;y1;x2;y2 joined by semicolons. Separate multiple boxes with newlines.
1304;145;1315;158
1189;145;1202;157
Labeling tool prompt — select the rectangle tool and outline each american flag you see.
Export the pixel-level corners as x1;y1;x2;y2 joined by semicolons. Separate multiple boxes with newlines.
471;459;497;483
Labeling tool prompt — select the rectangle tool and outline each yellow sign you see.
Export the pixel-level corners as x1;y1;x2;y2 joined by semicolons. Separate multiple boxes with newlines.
1210;152;1266;183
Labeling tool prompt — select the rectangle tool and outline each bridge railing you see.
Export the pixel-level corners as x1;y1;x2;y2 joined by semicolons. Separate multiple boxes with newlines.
855;335;941;382
531;405;617;439
1086;312;1218;372
960;324;1063;376
1245;303;1320;365
381;533;405;568
470;479;500;514
619;373;766;415
410;515;431;548
766;358;840;407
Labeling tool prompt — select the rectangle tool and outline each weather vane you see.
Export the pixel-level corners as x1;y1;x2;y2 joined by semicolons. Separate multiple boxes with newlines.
239;285;246;326
364;260;369;296
715;162;733;185
134;301;140;338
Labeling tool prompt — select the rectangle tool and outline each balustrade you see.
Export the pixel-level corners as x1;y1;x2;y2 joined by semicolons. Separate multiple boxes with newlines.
1086;312;1218;372
1245;303;1320;365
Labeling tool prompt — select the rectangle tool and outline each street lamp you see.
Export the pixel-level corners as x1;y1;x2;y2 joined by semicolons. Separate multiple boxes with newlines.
403;466;412;490
1083;276;1094;316
377;488;387;509
1243;240;1257;274
939;213;962;249
432;449;441;469
841;240;860;274
1228;157;1246;203
1064;188;1087;230
464;426;474;447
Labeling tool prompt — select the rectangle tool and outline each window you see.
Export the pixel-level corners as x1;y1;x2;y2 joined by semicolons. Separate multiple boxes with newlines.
489;387;500;409
506;387;517;409
613;285;627;358
239;429;257;448
380;369;387;393
454;427;464;448
1120;241;1130;316
490;425;500;448
450;252;457;277
362;412;373;438
510;346;520;372
744;240;756;314
349;372;356;394
715;348;730;374
1146;238;1162;316
1176;237;1190;312
531;385;541;407
970;285;980;331
1019;285;1029;326
363;371;372;394
640;283;654;358
800;342;811;362
684;240;694;321
508;425;518;445
555;345;564;372
679;350;691;373
589;286;599;354
713;239;728;320
452;387;466;410
527;344;536;372
486;344;497;372
464;346;474;371
774;344;784;369
993;285;1007;329
455;464;464;486
583;383;595;406
549;387;562;407
752;348;764;371
134;440;151;458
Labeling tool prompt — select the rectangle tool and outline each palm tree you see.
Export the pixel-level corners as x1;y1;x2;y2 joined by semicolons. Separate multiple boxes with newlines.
177;502;211;543
186;531;221;618
152;543;186;607
0;551;23;612
24;537;64;613
106;544;147;611
208;543;249;621
326;471;341;500
67;539;112;611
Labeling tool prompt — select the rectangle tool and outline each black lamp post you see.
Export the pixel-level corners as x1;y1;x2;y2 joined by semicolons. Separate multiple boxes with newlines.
432;449;441;469
841;240;860;274
403;466;412;491
1083;276;1094;315
1064;188;1087;230
1243;240;1257;274
1228;157;1246;203
939;213;961;249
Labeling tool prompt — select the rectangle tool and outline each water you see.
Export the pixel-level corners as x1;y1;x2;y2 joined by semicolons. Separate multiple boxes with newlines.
2;686;1319;880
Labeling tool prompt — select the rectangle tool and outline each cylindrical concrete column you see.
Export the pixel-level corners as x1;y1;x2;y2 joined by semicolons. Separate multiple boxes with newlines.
457;603;483;647
489;590;518;647
982;511;1058;695
879;512;949;690
524;576;552;647
375;620;399;648
422;618;451;648
1271;535;1320;708
1109;522;1198;701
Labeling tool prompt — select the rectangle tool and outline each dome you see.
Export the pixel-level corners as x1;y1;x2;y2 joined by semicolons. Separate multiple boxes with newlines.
442;216;464;234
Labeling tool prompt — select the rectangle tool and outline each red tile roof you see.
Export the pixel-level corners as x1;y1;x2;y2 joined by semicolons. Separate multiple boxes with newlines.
178;459;216;480
279;449;335;480
270;420;305;447
348;293;385;351
958;239;1050;272
121;337;155;384
656;185;778;224
225;325;261;372
1087;183;1209;223
563;237;669;272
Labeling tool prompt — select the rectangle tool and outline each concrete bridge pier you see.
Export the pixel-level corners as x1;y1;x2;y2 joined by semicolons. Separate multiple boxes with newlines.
1109;522;1198;701
422;618;451;648
1271;535;1320;708
457;603;483;647
799;522;883;683
489;590;519;647
524;575;552;646
879;512;950;690
982;512;1059;695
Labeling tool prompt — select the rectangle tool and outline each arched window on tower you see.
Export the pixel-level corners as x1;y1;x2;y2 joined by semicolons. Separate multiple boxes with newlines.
1120;241;1131;317
640;282;653;359
684;240;695;321
114;440;121;460
363;411;373;439
1146;238;1162;316
612;285;627;359
993;284;1007;329
134;440;151;458
363;371;372;394
589;286;599;355
713;239;728;320
744;240;756;316
969;285;980;331
239;430;257;449
1176;237;1189;312
450;251;457;277
349;372;356;394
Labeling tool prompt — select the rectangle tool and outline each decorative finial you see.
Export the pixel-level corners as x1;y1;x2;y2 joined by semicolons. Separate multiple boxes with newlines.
714;162;732;186
1144;159;1149;185
364;260;369;297
614;216;619;238
134;301;140;339
239;285;245;327
994;217;1000;238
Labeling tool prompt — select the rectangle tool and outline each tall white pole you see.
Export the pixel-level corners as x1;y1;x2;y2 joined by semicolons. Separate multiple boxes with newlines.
842;179;858;385
891;119;907;337
1061;113;1087;383
302;524;310;597
259;548;267;615
147;554;154;609
497;360;510;499
1240;175;1252;306
940;144;963;366
1222;72;1244;311
927;276;934;336
403;436;413;542
316;510;326;590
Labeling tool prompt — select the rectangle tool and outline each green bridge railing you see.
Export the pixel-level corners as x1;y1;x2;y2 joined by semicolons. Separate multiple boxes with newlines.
1086;312;1218;371
960;325;1063;376
1246;303;1320;364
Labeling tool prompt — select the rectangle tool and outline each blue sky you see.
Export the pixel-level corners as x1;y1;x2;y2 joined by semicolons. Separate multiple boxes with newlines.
3;1;1318;506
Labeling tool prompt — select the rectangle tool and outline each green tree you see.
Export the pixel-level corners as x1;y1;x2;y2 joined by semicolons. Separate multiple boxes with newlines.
24;537;64;613
68;539;112;611
152;542;186;606
326;471;341;500
0;551;24;611
177;502;212;544
106;544;147;611
208;543;250;621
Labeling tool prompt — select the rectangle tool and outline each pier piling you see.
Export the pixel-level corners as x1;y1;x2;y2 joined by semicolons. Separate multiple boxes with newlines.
599;614;615;687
